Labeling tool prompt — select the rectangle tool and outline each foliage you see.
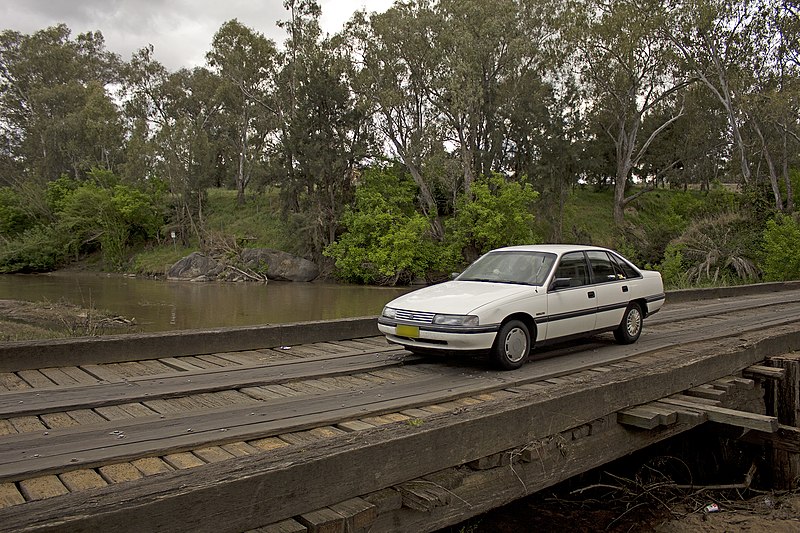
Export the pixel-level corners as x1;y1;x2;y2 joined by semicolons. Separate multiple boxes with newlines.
760;214;800;281
0;187;35;239
666;212;761;285
324;169;441;285
0;225;68;272
446;175;540;262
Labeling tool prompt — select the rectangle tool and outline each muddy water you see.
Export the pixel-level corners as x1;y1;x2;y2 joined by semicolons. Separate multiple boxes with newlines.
0;272;409;333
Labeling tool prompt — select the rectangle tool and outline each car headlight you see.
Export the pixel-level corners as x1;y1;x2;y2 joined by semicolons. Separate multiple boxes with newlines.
382;307;397;319
432;314;479;327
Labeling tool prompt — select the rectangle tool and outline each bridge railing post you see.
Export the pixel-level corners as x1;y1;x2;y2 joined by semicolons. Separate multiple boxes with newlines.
766;354;800;489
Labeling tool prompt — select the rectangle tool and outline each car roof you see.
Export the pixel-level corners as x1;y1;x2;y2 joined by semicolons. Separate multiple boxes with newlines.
489;244;612;255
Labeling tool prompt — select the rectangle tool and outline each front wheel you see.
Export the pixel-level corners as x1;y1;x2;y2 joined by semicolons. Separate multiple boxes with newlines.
614;303;643;344
491;320;531;370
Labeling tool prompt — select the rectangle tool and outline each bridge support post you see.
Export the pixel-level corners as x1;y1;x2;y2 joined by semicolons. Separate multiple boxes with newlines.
766;354;800;489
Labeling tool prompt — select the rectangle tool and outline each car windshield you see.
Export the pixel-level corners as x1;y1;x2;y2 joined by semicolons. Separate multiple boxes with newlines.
456;251;557;286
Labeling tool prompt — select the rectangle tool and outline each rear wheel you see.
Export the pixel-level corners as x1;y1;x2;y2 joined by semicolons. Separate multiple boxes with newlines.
614;303;643;344
491;320;530;370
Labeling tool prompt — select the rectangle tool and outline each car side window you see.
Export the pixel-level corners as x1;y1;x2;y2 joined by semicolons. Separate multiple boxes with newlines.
555;252;589;287
610;253;641;279
587;251;621;282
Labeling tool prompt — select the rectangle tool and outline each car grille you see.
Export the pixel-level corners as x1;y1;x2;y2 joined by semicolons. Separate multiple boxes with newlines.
395;309;436;324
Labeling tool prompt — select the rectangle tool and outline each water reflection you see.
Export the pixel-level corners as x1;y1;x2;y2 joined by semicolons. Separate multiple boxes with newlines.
0;273;410;333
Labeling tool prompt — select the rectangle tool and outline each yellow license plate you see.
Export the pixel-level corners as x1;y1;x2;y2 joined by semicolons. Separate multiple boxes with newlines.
396;324;420;338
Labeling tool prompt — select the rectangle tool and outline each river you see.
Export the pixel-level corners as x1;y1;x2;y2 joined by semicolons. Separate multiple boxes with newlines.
0;272;409;333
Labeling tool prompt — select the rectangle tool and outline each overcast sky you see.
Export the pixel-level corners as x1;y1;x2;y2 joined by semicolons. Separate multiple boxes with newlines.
0;0;394;71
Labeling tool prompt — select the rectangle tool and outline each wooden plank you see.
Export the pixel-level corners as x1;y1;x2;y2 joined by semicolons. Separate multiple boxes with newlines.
80;364;125;383
66;409;106;425
221;442;260;457
616;407;661;429
328;497;377;533
297;508;344;533
18;475;68;500
99;463;144;483
17;370;55;388
744;365;786;380
0;419;15;436
163;453;205;470
131;457;174;476
251;518;307;533
159;357;203;372
686;385;727;400
39;368;79;386
659;398;779;432
0;372;29;390
59;366;101;384
0;351;409;418
59;469;108;491
194;447;235;463
0;482;25;508
9;416;46;433
40;412;79;429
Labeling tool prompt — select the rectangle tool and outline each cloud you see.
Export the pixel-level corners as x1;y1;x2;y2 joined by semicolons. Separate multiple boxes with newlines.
1;0;393;71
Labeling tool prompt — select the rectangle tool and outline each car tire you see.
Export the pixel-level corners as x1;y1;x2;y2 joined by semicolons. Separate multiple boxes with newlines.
614;302;643;344
491;320;530;370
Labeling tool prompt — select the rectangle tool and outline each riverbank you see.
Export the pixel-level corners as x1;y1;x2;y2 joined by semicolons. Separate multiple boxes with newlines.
0;298;136;342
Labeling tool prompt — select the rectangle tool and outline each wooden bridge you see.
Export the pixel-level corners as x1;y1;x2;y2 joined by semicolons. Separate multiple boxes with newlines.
1;283;799;532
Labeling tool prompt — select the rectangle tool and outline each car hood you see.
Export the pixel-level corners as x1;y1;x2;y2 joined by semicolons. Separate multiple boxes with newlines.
384;281;541;315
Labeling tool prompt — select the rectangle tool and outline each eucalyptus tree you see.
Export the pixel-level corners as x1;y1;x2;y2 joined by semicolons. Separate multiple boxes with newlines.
273;0;374;257
122;47;224;241
207;19;278;206
0;25;123;186
571;0;692;227
347;0;445;238
667;1;766;186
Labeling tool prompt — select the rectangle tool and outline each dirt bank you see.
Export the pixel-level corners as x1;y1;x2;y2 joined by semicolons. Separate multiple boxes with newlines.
0;299;136;341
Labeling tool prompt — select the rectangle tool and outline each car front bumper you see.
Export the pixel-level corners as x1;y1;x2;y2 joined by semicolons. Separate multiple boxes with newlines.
377;318;499;352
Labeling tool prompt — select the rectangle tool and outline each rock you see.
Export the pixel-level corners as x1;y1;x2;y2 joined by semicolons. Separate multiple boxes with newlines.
239;248;319;282
166;252;224;281
166;249;319;282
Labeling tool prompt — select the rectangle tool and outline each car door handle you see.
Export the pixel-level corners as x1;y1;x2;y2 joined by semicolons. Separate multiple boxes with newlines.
622;285;629;293
587;291;595;299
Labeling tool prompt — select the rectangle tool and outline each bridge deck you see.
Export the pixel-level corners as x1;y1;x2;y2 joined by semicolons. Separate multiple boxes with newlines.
1;288;799;532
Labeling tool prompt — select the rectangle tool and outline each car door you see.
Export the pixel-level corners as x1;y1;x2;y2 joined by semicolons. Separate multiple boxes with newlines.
587;250;631;329
545;251;597;340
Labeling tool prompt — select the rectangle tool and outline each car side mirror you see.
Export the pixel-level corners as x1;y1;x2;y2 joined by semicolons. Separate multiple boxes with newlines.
550;277;571;291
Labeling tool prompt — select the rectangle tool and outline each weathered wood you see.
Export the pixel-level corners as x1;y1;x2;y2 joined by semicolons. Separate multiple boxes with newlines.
616;407;661;429
296;508;344;533
328;497;377;533
398;480;451;511
742;424;800;453
0;349;411;418
659;398;779;432
251;518;307;533
0;318;382;372
4;326;798;533
0;482;25;508
766;354;800;489
744;365;787;380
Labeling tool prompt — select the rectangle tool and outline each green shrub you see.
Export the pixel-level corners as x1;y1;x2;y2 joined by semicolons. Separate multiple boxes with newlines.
761;214;800;281
325;168;442;285
446;174;540;261
0;187;35;239
0;225;68;273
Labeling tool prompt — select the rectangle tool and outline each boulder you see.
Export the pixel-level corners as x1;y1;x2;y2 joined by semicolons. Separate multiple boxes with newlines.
240;248;319;282
166;249;319;282
166;252;224;281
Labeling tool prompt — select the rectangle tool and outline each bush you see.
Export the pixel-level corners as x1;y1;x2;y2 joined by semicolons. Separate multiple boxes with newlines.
446;174;540;262
761;214;800;281
0;225;68;272
325;168;442;285
666;212;760;285
0;187;35;239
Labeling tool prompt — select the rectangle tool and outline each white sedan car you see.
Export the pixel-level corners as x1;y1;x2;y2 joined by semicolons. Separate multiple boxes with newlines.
378;245;665;370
